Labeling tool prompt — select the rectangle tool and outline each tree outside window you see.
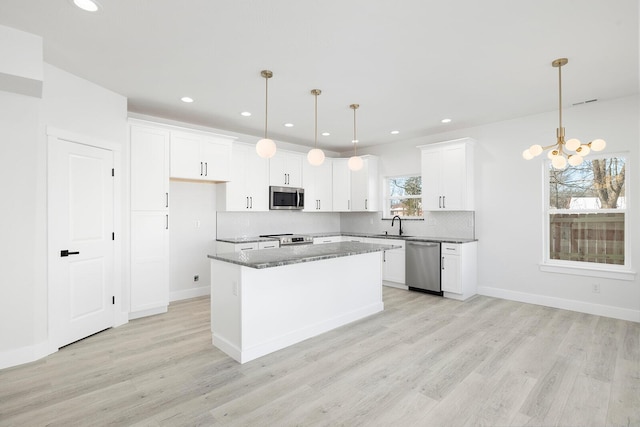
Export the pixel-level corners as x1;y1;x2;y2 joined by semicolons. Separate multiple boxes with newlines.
548;156;626;265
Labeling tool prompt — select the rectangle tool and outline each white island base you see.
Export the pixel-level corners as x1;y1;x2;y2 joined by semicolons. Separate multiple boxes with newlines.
210;251;383;364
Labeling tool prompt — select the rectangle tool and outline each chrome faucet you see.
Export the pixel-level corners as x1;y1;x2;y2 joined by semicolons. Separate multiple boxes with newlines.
391;215;403;236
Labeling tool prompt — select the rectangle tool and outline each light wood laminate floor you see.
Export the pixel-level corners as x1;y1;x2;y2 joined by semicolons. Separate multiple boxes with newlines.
1;288;638;426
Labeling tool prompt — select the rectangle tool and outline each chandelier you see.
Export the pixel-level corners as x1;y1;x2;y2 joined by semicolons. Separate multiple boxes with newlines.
522;58;605;169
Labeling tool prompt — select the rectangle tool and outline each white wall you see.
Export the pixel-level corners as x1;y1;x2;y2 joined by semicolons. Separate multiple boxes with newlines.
357;95;640;321
0;61;127;368
169;180;217;301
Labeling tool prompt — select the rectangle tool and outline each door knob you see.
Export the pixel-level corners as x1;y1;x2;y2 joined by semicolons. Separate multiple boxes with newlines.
60;250;80;257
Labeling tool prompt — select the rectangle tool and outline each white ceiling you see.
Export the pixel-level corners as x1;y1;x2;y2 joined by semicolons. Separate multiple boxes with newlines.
0;0;637;151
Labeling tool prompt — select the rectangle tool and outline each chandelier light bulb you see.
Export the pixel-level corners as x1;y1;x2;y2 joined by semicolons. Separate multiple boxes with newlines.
565;138;581;151
522;149;534;160
256;138;276;158
568;154;583;166
348;155;363;171
307;148;325;166
590;139;606;151
529;144;543;156
551;155;567;170
577;144;591;156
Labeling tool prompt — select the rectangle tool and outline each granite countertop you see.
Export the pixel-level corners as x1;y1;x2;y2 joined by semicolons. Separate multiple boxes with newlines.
216;236;280;244
208;241;400;269
307;232;477;244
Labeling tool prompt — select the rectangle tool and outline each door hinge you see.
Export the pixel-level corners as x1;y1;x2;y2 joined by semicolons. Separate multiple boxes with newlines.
112;296;115;305
111;168;114;177
112;232;115;241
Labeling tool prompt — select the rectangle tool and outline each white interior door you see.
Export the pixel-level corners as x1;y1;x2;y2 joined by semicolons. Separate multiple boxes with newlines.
50;138;115;348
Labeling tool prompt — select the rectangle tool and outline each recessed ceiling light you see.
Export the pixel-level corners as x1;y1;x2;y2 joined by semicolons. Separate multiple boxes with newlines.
390;130;400;135
321;132;330;136
441;118;452;123
240;111;252;117
284;123;294;128
72;0;101;12
181;97;194;103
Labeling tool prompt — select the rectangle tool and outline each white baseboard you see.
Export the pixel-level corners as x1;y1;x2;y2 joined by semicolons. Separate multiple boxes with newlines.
478;286;640;323
170;286;210;302
0;340;56;370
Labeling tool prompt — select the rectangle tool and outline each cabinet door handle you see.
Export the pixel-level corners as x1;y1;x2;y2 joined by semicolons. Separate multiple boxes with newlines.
165;192;169;208
439;196;442;209
250;196;253;209
365;199;368;210
200;162;203;176
166;214;169;230
442;196;446;209
441;256;445;270
205;162;208;176
383;250;386;262
348;200;350;210
246;196;249;209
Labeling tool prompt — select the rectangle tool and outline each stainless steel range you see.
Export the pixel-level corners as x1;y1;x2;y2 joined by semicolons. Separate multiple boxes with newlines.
259;233;313;246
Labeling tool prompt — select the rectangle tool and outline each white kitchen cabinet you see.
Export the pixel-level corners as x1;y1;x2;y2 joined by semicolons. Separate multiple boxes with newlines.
130;211;169;317
269;150;303;187
170;131;233;182
129;123;171;319
216;240;279;254
350;155;379;212
303;159;333;212
441;241;477;301
332;159;351;211
363;237;405;286
418;138;475;211
217;143;269;211
313;235;342;244
130;125;170;211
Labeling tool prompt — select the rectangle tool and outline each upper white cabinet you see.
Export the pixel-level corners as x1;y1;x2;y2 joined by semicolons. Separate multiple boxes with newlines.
217;143;269;211
332;159;351;212
269;151;303;187
419;138;475;211
170;131;233;182
130;125;170;211
350;155;379;212
303;159;333;212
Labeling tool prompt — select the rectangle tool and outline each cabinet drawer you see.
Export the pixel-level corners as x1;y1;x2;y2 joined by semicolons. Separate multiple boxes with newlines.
441;243;459;255
258;241;279;250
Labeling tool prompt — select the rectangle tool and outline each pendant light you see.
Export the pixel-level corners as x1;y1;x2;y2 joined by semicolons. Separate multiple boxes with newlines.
348;104;363;171
256;70;277;158
522;58;606;169
307;89;325;166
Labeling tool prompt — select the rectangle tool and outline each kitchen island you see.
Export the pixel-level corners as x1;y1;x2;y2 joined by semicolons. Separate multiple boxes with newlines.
208;242;397;363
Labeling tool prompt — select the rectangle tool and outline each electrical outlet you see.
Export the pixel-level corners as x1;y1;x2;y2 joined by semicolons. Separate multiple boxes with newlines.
592;283;600;293
194;275;199;282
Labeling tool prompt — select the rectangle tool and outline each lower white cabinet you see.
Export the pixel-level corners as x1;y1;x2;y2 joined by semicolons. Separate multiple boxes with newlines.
441;242;477;300
130;211;169;317
216;240;280;254
363;237;405;286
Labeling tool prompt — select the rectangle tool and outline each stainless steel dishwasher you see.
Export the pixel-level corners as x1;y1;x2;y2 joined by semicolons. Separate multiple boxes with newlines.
406;241;443;295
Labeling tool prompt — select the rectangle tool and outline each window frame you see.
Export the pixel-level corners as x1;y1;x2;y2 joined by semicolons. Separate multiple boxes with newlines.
381;174;424;220
540;151;635;281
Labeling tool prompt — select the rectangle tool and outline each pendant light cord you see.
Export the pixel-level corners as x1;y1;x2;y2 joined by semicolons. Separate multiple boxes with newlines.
558;62;562;131
314;91;318;148
264;75;269;139
353;106;358;156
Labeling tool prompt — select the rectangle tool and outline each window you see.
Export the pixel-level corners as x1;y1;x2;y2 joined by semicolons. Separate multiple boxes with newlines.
383;175;423;219
545;155;627;268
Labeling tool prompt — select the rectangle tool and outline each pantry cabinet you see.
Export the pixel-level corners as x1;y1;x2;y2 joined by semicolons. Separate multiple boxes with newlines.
129;123;170;318
217;143;269;211
419;138;475;211
269;150;303;187
170;131;233;182
303;159;333;211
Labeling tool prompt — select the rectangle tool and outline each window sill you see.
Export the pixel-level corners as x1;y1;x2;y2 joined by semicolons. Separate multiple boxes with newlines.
539;263;636;281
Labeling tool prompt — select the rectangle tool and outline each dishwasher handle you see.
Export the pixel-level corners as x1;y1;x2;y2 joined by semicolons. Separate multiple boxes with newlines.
407;241;439;248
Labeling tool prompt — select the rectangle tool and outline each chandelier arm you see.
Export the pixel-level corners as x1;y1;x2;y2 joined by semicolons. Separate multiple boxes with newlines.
558;61;562;131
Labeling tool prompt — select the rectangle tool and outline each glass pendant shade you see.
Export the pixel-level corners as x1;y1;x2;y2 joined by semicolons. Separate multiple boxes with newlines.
348;155;363;171
307;148;325;166
565;138;581;151
568;154;583;166
551;155;567;170
577;144;591;156
590;139;606;151
256;138;276;158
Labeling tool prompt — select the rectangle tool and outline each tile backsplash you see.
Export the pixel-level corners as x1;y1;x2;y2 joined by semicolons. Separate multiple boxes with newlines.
217;210;475;240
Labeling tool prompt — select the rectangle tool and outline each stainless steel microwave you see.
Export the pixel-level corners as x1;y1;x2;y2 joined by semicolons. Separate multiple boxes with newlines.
269;186;304;210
